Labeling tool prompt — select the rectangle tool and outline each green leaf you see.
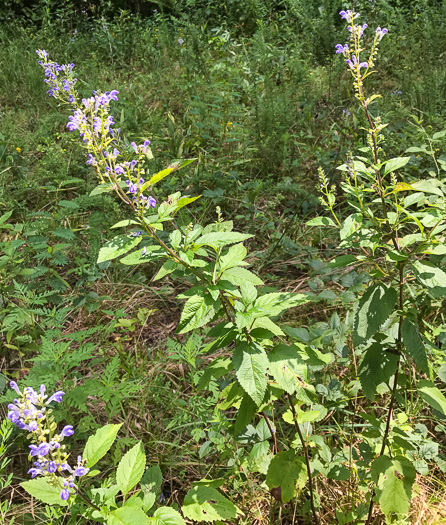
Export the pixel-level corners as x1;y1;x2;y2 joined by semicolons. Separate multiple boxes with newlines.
254;293;311;317
327;465;351;481
418;380;446;416
411;179;444;197
340;213;362;241
173;195;201;214
141;465;163;493
117;442;146;497
234;394;258;435
196;232;253;250
146;159;195;187
0;210;13;225
182;485;239;522
58;199;79;209
21;478;68;506
306;216;336;227
90;183;116;196
169;230;182;249
326;255;359;268
353;284;398;347
177;294;216;334
233;341;268;405
108;506;151;525
412;260;446;298
98;235;142;264
84;423;122;468
150;507;186;525
265;450;308;503
153;259;178;281
382;156;410;176
268;344;307;394
111;219;140;229
401;319;429;373
371;456;416;515
221;267;263;286
358;344;399;400
219;243;247;271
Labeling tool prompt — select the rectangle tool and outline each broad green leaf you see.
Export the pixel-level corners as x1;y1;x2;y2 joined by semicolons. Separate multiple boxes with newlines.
153;259;178;281
254;293;311;316
169;230;182;249
219;243;247;271
177;294;216;334
340;213;362;241
327;464;351;481
306;216;337;227
0;210;13;225
108;506;151;525
268;344;307;394
120;246;165;265
97;235;142;264
412;260;446;298
111;219;139;229
198;357;233;391
418;380;446;416
240;281;257;305
326;255;359;268
251;316;284;336
401;318;429;373
353;284;398;347
84;423;122;468
58;199;79;209
382;156;410;176
150;507;186;525
90;183;116;196
173;195;201;214
234;394;257;435
148;168;174;186
21;478;68;506
411;179;444;197
233;341;268;405
371;455;416;515
196;232;253;250
117;442;146;497
141;465;163;493
182;485;240;522
222;267;263;286
265;450;308;503
358;344;399;400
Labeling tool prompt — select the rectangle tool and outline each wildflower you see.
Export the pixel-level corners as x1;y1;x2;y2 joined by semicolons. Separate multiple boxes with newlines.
178;38;184;45
376;27;388;40
115;165;125;175
16;147;21;153
61;425;74;437
47;391;65;404
60;488;70;500
126;180;138;194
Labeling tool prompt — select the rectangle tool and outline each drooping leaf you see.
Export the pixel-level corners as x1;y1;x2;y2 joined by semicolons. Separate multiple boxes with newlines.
117;442;146;497
340;213;362;241
97;235;142;264
254;293;311;317
268;344;307;394
353;284;398;346
234;394;258;435
182;485;240;522
111;219;140;229
370;455;416;515
401;318;429;373
233;341;268;405
359;344;399;400
306;216;337;227
265;450;308;503
108;506;151;525
153;259;178;281
21;478;68;506
382;156;411;176
84;423;122;468
412;260;446;298
418;380;446;416
221;267;263;286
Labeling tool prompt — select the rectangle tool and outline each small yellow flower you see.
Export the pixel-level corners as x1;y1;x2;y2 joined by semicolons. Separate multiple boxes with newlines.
30;33;33;38
16;147;21;153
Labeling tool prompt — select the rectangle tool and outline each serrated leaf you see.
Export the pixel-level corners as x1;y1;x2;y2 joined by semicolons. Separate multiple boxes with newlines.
382;156;410;176
98;235;142;264
418;380;446;415
153;259;178;281
401;319;429;373
222;267;263;286
358;344;399;400
177;294;216;334
21;478;68;506
254;292;310;316
268;344;307;394
371;455;416;515
117;442;146;497
411;179;444;197
219;243;247;272
141;465;163;493
196;232;253;250
108;506;151;525
84;424;122;468
182;485;239;522
233;341;268;405
120;246;165;265
353;284;398;346
265;450;308;503
150;507;186;525
234;394;258;435
412;260;446;298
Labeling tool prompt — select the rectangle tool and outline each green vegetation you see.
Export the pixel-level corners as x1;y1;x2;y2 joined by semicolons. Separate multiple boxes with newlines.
1;0;446;523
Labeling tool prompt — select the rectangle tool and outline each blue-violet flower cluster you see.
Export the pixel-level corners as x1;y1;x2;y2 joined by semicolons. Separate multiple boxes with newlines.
8;381;89;501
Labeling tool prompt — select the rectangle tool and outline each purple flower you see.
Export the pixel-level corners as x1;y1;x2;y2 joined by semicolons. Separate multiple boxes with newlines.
178;38;184;45
335;44;344;54
130;141;138;153
28;468;42;478
10;381;20;394
47;391;65;404
109;90;119;101
73;466;89;477
27;421;38;432
60;488;70;501
61;425;74;437
46;461;57;473
359;62;368;69
142;247;147;256
115;165;125;175
87;154;95;165
126;181;138;194
147;196;156;208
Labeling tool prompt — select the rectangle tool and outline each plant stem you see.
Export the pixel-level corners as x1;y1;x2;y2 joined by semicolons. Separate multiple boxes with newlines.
286;393;320;525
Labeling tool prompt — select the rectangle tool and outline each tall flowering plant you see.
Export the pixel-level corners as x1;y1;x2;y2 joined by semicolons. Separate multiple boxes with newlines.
310;9;446;524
